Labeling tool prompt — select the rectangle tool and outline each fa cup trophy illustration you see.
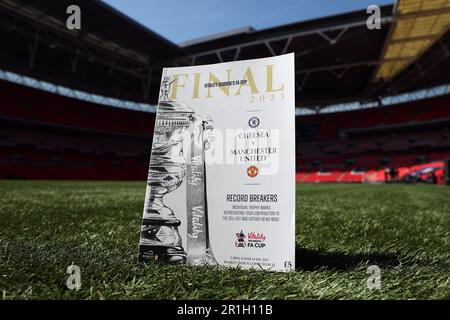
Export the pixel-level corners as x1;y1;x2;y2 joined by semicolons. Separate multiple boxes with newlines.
139;76;217;265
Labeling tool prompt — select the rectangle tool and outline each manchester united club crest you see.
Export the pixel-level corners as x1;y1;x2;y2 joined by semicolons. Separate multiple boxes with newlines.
247;165;259;178
235;230;246;248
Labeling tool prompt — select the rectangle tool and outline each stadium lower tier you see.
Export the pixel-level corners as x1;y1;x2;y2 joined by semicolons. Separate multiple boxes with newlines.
0;145;148;180
0;141;447;184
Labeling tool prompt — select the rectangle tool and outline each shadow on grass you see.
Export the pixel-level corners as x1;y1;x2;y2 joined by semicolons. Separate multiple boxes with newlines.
295;247;401;271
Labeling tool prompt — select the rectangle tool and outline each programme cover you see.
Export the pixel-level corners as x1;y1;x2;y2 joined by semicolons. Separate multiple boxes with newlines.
138;53;295;272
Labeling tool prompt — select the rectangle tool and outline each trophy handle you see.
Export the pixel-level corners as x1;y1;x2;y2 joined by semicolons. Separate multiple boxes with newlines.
185;117;218;265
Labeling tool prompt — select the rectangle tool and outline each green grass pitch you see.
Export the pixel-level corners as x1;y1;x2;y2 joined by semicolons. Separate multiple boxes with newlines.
0;180;449;299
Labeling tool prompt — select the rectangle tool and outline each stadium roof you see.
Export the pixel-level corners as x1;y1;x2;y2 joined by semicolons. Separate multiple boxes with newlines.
0;0;449;109
375;0;450;81
0;0;182;101
176;5;395;106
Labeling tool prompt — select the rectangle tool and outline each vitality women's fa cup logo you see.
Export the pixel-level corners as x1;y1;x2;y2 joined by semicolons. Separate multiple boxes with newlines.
235;230;246;248
138;95;217;265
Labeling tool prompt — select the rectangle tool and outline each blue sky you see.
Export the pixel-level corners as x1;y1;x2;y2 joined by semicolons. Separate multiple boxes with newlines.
103;0;394;44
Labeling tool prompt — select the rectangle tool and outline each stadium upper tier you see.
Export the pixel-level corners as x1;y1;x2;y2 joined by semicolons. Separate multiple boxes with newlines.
0;1;449;109
0;80;154;136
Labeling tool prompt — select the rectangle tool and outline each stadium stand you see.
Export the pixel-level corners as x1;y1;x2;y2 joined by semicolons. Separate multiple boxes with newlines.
1;78;448;183
296;94;450;183
0;80;154;180
0;1;449;184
